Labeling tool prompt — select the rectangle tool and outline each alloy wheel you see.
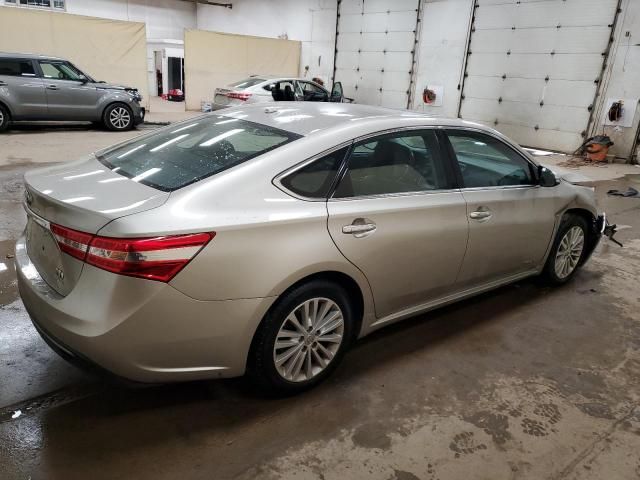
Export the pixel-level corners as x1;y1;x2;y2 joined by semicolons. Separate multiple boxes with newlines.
554;226;585;279
109;106;131;129
273;297;345;383
0;109;4;126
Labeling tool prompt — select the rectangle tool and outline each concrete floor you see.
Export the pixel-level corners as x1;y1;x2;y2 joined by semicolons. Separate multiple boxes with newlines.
0;124;639;479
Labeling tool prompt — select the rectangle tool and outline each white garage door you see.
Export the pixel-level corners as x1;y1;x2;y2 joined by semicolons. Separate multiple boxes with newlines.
459;0;618;152
333;0;419;109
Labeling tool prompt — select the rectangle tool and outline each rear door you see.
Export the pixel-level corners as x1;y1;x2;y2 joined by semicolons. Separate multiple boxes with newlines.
0;58;47;119
37;60;98;120
327;129;469;319
442;129;557;288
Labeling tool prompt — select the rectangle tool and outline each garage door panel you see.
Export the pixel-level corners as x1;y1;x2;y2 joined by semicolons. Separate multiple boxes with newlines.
362;11;417;32
383;52;413;72
466;53;604;81
494;123;585;152
380;90;409;109
382;71;411;92
364;0;418;14
475;0;617;29
339;0;365;15
337;32;362;52
338;13;364;33
335;51;360;69
461;98;589;133
358;32;415;52
334;68;360;86
356;70;383;89
358;51;385;70
464;76;598;108
355;87;383;105
470;26;611;54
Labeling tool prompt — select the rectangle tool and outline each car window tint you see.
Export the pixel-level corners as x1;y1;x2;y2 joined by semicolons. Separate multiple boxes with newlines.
39;61;84;81
0;59;35;77
334;130;448;198
446;131;534;188
96;116;301;192
280;147;348;199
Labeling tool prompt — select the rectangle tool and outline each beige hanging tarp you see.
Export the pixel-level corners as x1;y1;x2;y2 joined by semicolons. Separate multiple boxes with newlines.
0;6;149;108
184;29;300;111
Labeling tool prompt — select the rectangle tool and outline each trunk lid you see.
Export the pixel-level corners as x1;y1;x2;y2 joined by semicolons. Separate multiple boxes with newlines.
214;88;231;106
23;156;169;296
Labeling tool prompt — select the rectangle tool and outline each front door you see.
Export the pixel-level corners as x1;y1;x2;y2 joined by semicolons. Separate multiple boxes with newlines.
327;129;469;319
37;60;98;120
0;58;47;119
443;129;558;288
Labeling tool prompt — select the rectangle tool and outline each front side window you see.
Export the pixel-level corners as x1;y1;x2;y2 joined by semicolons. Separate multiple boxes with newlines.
297;81;328;102
280;147;348;199
334;130;449;198
0;59;35;77
96;116;301;191
39;61;86;81
446;130;535;188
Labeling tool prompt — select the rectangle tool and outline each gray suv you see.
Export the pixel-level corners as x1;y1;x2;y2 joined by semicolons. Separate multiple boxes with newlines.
0;52;145;132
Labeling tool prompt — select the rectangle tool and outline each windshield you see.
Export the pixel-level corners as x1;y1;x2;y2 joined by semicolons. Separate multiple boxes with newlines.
228;77;266;89
96;116;301;191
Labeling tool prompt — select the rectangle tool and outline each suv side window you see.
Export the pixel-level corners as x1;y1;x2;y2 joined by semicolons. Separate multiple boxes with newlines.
0;59;36;77
333;130;449;198
280;147;348;199
39;61;85;81
445;130;535;188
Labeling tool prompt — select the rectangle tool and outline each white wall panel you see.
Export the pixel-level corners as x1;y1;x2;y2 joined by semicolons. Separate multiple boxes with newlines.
334;0;418;109
460;0;618;151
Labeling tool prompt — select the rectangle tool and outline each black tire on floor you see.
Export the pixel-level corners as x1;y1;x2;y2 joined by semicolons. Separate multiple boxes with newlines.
103;103;134;131
248;280;355;395
542;214;589;285
0;104;10;132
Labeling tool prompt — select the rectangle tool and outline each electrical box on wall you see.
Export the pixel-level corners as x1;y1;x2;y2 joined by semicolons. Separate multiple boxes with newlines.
603;98;638;128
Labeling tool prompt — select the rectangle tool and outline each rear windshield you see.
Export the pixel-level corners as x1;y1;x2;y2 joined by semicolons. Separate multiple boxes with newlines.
228;77;266;89
96;116;300;191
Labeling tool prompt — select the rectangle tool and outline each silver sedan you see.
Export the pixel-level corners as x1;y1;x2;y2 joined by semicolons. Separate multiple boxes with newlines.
16;102;605;393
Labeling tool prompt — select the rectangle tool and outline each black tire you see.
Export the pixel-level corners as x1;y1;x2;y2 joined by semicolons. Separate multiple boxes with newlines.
542;214;589;285
0;104;10;132
248;280;355;395
103;103;134;131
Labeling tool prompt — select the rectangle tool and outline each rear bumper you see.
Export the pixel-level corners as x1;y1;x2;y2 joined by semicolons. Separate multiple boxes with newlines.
16;235;275;383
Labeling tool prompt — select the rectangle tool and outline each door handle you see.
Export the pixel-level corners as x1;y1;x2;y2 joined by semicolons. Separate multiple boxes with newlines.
469;210;492;220
46;84;59;90
342;219;376;237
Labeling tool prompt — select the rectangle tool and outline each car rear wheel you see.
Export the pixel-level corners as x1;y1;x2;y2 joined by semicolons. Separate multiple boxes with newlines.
542;214;589;284
0;104;10;132
103;103;134;131
248;280;354;395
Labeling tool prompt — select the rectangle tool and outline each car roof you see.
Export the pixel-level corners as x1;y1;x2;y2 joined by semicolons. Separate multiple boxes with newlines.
0;51;64;61
217;102;492;138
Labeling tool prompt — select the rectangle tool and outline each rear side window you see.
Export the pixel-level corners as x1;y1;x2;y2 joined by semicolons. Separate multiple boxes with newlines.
97;116;301;191
229;77;266;89
280;147;348;199
0;59;35;77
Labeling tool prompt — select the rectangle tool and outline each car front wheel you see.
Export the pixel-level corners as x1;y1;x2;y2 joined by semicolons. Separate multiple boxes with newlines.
0;104;10;132
103;103;134;131
543;214;589;284
248;280;354;394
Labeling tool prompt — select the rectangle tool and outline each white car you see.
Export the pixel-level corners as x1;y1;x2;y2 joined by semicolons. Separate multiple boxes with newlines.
213;76;345;110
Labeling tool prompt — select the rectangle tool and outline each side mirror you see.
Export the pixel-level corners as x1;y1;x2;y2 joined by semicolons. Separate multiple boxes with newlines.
330;81;344;102
538;166;559;187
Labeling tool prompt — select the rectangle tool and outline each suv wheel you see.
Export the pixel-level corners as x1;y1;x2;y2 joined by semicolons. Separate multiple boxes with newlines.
542;214;589;284
248;280;354;395
0;104;10;132
104;103;133;131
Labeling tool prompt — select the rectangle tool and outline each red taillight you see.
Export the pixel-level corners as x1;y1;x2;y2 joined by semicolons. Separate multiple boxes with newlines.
51;224;214;282
50;224;92;261
227;91;252;101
